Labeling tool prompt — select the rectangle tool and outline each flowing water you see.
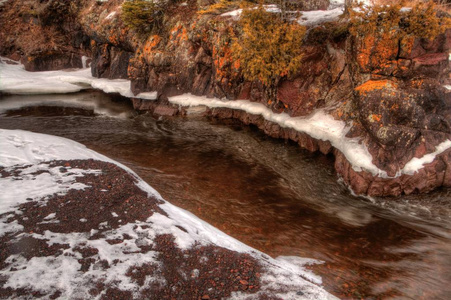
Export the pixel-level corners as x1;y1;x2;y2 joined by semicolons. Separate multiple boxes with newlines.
1;91;450;299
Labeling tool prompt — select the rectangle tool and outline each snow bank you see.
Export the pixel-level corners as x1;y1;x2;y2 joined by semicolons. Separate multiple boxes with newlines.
168;94;383;176
401;140;451;175
0;129;336;299
0;57;157;100
2;58;448;177
0;129;117;167
168;95;451;178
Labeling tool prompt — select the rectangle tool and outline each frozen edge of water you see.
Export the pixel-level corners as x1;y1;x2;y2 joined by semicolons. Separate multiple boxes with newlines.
1;58;450;180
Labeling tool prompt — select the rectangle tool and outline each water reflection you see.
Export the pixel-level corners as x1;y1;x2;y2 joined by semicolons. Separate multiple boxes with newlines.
1;91;450;299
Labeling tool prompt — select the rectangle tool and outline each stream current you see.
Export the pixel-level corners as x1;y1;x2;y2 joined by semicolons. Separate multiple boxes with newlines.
0;91;450;299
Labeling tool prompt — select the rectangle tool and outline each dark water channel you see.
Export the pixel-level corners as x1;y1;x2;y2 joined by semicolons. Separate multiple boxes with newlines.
1;91;450;299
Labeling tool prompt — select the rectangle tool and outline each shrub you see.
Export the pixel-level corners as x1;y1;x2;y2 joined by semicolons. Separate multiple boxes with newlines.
349;0;451;40
121;0;164;35
231;5;305;101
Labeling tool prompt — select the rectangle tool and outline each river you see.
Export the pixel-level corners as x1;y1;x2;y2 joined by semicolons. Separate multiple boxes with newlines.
1;91;450;299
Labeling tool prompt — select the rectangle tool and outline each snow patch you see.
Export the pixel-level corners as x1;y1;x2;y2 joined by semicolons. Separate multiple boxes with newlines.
220;8;242;18
4;255;82;296
0;129;336;299
297;8;344;26
81;56;89;68
0;217;23;237
0;129;115;167
221;4;345;27
401;140;451;175
221;5;280;19
105;11;116;20
0;163;98;218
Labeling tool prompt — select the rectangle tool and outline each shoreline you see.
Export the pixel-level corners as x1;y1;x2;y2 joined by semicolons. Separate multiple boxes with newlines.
1;59;450;197
0;129;335;299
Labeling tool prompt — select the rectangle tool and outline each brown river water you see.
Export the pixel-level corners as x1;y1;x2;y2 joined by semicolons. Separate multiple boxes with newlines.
1;91;450;299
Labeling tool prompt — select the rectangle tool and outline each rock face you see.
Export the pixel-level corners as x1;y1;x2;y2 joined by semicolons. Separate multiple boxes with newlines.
1;0;450;196
0;0;90;71
348;28;451;196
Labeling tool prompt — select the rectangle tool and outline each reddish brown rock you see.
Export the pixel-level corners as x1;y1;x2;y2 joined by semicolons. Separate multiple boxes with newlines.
92;44;132;79
335;148;451;197
412;53;449;77
153;105;179;116
21;51;82;71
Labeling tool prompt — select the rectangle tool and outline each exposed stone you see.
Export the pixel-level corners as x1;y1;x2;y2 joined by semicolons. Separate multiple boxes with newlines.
412;53;448;77
153;105;179;116
21;51;82;71
92;44;132;79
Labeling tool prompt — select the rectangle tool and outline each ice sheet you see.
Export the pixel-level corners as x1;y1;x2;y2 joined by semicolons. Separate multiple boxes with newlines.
0;58;156;100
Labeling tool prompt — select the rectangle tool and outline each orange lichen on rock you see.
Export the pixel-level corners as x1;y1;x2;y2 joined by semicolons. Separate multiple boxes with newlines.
368;113;382;122
169;24;189;48
356;35;375;71
213;42;233;80
399;35;415;58
232;59;240;71
410;78;425;89
355;80;397;94
144;35;161;52
141;35;163;65
357;31;398;74
371;33;398;64
108;28;119;45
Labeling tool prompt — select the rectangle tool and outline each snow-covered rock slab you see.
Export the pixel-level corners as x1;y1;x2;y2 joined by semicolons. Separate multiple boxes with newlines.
0;129;337;299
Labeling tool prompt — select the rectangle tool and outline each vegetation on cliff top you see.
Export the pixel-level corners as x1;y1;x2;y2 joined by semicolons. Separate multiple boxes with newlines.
231;4;305;101
121;0;165;34
350;0;451;40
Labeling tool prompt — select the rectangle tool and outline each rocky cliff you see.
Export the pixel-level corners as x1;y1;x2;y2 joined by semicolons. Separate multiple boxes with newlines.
1;0;450;196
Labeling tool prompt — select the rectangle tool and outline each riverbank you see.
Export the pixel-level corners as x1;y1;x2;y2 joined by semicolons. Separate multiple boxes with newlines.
0;129;335;299
1;57;451;197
